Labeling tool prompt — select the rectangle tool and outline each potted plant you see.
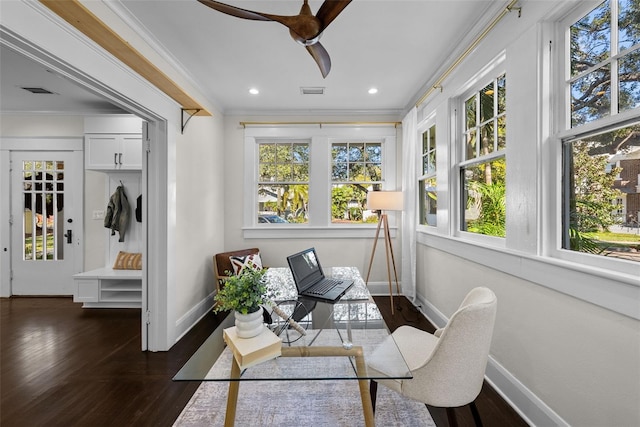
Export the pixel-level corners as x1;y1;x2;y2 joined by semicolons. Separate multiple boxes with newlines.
214;268;268;338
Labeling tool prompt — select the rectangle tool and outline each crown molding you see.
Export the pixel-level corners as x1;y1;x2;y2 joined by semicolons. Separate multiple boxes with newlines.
38;0;211;116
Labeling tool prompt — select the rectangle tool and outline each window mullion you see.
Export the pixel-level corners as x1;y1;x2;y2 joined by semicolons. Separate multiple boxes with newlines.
309;136;330;226
611;0;619;117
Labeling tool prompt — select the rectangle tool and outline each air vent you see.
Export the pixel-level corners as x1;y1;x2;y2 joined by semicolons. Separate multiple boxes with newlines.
21;87;56;94
300;87;325;95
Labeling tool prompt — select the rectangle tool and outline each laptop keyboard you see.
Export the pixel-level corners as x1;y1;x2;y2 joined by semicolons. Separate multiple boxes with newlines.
308;279;342;295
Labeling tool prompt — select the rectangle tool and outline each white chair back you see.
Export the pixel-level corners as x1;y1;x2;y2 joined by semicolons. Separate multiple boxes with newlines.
403;287;497;407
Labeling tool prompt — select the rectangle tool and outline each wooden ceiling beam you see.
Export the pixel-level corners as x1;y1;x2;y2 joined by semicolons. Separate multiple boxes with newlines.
39;0;211;116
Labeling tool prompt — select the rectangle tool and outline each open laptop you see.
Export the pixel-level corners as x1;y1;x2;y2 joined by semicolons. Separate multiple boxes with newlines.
286;247;353;303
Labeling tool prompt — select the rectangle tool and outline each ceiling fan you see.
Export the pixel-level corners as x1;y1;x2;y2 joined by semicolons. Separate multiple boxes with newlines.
197;0;352;78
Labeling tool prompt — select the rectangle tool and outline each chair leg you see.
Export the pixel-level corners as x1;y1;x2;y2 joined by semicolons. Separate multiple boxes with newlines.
446;407;459;427
469;401;483;427
369;380;378;413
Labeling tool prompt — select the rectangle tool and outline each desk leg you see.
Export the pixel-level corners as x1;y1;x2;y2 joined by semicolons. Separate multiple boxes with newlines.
355;354;375;427
280;346;374;426
224;358;241;427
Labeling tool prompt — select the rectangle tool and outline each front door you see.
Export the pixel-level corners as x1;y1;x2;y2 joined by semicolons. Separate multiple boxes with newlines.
10;151;82;295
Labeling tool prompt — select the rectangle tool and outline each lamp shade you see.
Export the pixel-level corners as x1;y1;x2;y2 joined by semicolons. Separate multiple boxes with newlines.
367;191;403;211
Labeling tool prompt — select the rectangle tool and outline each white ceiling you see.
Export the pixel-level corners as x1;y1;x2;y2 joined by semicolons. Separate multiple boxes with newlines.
0;0;501;116
0;45;127;115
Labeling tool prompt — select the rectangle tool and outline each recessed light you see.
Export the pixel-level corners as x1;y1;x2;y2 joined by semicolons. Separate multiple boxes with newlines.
368;87;378;95
249;88;259;95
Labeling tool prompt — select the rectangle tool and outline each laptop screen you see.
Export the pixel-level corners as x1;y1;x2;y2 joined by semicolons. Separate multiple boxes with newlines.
288;248;324;291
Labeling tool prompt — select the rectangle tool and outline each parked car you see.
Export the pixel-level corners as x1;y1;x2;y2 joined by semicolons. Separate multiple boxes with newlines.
258;214;288;223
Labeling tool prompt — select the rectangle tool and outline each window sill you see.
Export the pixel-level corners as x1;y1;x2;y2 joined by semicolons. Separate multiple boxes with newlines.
417;231;640;320
243;225;398;239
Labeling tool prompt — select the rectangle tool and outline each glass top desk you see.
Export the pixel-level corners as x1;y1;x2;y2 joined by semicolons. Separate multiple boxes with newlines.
173;267;411;427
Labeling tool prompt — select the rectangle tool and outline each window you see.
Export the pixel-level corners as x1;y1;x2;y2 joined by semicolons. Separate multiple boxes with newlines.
569;0;640;127
258;141;309;224
460;74;507;237
419;124;437;226
244;125;397;235
562;122;640;262
562;0;640;264
331;142;382;224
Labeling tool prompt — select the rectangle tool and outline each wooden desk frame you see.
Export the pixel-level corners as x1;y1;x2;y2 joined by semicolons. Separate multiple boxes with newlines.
224;345;374;427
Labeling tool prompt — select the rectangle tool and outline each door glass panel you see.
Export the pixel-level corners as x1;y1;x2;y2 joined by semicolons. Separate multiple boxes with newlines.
22;160;65;261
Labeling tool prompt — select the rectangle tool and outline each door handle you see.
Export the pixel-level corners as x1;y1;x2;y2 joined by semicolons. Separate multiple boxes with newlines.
119;153;123;165
64;229;72;244
114;153;118;166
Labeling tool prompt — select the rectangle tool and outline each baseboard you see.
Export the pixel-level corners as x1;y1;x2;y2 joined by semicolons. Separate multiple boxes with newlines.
484;358;569;427
414;294;569;427
366;281;402;296
174;291;216;344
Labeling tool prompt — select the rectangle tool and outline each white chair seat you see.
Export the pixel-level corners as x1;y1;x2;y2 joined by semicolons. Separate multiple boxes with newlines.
367;326;438;393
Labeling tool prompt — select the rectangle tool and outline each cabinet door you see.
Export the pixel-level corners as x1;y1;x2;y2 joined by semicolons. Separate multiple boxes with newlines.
120;135;143;170
85;134;142;170
85;135;121;170
74;279;99;302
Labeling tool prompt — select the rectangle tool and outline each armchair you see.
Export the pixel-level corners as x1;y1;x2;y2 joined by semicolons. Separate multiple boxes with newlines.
213;248;261;292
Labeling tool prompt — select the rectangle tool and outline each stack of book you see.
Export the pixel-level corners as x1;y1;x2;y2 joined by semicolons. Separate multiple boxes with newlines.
223;326;282;370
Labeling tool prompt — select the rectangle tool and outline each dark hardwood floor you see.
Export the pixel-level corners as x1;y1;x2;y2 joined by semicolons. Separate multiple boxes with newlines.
1;296;526;426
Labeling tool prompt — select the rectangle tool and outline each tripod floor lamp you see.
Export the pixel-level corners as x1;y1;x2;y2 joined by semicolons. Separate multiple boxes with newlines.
364;191;403;315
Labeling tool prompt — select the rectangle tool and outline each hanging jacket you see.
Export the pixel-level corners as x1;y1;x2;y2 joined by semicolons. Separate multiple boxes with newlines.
104;185;130;242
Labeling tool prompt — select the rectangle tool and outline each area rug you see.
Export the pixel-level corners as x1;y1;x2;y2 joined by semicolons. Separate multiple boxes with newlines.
174;340;435;426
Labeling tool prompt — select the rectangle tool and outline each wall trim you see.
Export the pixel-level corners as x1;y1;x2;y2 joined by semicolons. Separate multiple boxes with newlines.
417;233;640;320
415;292;569;427
174;291;216;344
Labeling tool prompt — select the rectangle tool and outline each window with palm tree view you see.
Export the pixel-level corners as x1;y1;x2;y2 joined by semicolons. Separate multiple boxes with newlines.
563;0;640;262
461;74;507;237
258;141;309;224
419;124;437;226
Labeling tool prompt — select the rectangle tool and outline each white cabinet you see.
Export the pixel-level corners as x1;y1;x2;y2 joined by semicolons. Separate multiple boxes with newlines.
73;268;142;308
85;134;142;170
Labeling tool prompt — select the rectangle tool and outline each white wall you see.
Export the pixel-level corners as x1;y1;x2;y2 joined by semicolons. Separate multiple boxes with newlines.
222;113;404;290
413;2;640;426
418;246;640;427
173;112;226;339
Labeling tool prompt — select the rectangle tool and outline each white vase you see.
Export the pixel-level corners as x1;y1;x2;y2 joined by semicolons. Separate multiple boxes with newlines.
234;307;264;338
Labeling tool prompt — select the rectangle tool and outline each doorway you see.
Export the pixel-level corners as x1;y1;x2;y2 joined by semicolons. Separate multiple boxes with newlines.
1;26;170;351
10;149;83;295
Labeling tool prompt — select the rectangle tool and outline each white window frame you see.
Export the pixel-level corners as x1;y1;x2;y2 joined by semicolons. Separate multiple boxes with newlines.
243;125;397;239
548;1;640;278
417;118;438;228
453;60;507;247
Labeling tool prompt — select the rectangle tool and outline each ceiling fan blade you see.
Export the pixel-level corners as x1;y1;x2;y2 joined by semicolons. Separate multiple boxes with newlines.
197;0;300;31
316;0;352;29
306;43;331;78
197;0;273;22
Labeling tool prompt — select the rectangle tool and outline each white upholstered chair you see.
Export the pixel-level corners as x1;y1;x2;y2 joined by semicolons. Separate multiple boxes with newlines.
368;287;497;427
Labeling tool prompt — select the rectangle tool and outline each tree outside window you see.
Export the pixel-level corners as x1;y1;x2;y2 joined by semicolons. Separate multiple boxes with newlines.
563;0;640;263
258;141;309;224
563;123;640;261
460;74;507;237
569;0;640;127
331;142;382;224
419;124;437;226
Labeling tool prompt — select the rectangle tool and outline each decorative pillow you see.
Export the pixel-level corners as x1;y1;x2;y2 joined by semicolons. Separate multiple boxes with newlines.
113;251;142;270
229;253;262;275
